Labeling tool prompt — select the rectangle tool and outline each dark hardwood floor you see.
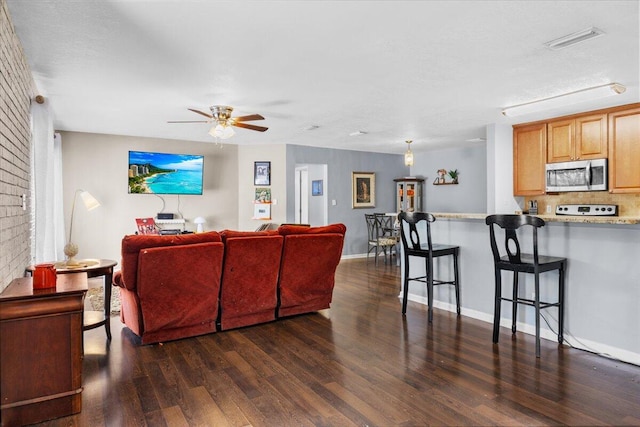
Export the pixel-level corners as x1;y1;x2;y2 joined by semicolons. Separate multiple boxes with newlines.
36;258;640;426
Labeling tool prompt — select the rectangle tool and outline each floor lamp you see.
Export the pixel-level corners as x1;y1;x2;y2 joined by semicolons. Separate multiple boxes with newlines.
65;189;100;266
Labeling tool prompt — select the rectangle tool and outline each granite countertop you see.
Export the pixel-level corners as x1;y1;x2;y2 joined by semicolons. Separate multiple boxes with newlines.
431;212;640;225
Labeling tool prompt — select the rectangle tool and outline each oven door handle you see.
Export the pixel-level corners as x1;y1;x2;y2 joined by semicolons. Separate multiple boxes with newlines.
585;161;592;188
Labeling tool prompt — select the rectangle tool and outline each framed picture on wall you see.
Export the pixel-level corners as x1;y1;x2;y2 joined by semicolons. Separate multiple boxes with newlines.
312;180;323;196
254;161;271;185
255;187;271;203
352;171;375;208
253;203;271;220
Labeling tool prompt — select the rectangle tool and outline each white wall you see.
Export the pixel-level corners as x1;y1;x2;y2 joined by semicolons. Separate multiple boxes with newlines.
61;132;239;263
487;123;521;214
237;144;287;230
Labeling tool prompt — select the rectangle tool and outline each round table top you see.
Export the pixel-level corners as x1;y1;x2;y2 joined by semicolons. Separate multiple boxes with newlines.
26;258;118;273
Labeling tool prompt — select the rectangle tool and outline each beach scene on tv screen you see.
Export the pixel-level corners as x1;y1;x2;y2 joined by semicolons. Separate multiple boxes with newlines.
128;151;203;195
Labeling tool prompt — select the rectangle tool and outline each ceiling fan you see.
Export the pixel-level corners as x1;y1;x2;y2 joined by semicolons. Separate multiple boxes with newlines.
168;105;268;139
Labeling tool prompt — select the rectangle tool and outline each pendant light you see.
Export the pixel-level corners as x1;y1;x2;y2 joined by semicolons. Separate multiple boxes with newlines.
404;140;414;166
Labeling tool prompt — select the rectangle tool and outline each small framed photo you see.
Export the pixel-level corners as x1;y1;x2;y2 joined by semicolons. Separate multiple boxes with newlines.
312;180;323;196
253;203;271;220
352;171;375;208
254;161;271;186
255;187;271;203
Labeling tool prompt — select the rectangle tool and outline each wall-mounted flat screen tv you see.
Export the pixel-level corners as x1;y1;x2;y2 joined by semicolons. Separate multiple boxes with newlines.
128;150;204;195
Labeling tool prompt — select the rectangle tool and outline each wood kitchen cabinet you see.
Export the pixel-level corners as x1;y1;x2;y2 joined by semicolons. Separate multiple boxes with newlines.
547;114;607;163
513;123;546;196
608;106;640;193
0;273;87;426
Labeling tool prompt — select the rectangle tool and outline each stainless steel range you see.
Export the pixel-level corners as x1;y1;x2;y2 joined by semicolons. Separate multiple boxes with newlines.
555;204;618;216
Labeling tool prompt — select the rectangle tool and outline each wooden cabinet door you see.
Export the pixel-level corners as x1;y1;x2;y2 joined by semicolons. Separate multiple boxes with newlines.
576;113;607;160
609;107;640;193
548;114;606;162
514;123;546;196
547;119;574;163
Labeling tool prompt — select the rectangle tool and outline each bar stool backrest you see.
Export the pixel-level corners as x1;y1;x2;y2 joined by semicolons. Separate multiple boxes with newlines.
485;214;545;266
398;212;435;253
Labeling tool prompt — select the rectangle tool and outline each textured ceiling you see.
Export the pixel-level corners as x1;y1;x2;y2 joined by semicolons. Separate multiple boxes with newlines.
6;0;640;155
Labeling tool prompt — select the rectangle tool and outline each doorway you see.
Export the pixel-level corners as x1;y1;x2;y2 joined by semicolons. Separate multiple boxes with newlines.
295;164;328;226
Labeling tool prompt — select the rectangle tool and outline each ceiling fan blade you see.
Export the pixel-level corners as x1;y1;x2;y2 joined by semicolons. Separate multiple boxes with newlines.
188;108;213;118
232;122;269;132
233;114;265;122
167;120;208;123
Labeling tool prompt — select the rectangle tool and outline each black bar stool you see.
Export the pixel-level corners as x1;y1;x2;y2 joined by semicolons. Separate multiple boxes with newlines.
485;214;566;358
399;212;460;322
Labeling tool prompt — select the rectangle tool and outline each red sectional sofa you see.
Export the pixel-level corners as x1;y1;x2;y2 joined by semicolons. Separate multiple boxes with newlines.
112;223;346;344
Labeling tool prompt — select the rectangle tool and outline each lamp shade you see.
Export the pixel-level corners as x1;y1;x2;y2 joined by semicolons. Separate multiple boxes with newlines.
404;140;414;166
80;190;100;211
194;216;206;233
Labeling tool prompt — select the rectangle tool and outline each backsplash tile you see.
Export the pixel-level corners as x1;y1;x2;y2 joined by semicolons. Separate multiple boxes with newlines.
525;193;640;216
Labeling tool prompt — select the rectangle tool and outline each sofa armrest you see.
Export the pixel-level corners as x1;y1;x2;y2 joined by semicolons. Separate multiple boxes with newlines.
113;270;125;288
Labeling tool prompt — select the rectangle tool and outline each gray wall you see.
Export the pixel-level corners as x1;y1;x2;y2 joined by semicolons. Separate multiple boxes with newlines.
412;145;487;213
286;145;409;256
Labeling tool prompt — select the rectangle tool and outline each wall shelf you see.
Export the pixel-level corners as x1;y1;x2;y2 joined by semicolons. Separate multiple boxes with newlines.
433;182;458;186
155;218;186;224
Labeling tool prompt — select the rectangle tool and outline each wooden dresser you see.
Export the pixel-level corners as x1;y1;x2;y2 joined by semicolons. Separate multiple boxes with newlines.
0;273;87;426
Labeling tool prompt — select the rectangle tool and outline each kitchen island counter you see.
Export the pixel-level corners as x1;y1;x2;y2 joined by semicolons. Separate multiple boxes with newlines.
430;212;640;225
400;211;640;365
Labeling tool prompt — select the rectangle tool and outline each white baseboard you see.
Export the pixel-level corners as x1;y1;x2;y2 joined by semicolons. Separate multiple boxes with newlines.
401;292;640;366
341;253;368;260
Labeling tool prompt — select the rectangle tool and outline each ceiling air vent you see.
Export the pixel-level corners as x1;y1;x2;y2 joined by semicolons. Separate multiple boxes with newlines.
544;27;605;50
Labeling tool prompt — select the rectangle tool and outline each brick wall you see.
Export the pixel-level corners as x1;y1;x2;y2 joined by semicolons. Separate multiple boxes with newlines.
1;0;35;290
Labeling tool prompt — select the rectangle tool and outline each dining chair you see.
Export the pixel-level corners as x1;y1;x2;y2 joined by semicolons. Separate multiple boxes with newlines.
365;214;397;265
375;213;399;262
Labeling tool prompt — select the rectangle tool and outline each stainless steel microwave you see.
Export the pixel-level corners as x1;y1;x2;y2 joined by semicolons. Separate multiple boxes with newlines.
545;159;607;192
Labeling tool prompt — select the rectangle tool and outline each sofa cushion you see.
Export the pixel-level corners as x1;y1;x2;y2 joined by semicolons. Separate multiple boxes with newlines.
118;231;221;291
277;231;345;317
136;241;224;344
277;223;347;236
219;235;284;330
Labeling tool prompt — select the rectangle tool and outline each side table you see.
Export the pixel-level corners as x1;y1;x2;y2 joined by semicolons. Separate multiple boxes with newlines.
26;259;118;340
0;273;88;425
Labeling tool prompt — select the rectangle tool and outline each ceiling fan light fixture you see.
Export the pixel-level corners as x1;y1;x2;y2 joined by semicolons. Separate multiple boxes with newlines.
404;140;414;166
208;123;235;139
502;83;626;117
